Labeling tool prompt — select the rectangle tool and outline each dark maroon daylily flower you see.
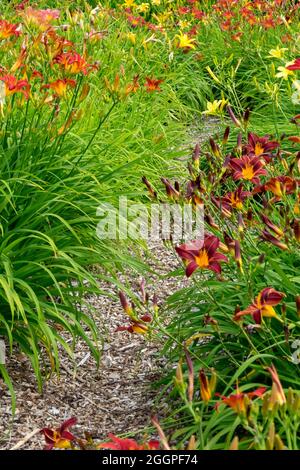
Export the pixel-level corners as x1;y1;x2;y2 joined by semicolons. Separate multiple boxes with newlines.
213;185;250;216
229;155;267;184
243;132;279;162
175;234;228;277
41;417;77;450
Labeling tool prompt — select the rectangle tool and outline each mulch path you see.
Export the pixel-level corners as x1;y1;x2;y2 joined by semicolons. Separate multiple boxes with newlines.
0;243;188;450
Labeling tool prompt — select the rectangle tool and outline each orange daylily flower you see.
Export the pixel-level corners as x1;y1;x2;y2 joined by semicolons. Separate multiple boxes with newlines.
0;20;20;39
0;74;30;99
43;78;76;97
216;387;266;415
264;176;297;199
144;77;163;92
98;434;159;450
54;52;94;75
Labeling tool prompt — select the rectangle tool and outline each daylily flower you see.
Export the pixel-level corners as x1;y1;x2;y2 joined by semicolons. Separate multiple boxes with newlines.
54;52;93;75
22;7;60;28
268;46;287;59
243;132;279;162
199;369;216;404
276;63;294;80
213;185;250;216
41;417;77;450
263;176;297;199
123;0;136;8
43;78;76;97
233;287;285;324
175;31;196;50
0;20;20;39
175;234;228;277
0;74;30;99
229;155;267;184
144;77;163;92
286;58;300;71
202;99;227;115
216;387;266;415
98;434;159;450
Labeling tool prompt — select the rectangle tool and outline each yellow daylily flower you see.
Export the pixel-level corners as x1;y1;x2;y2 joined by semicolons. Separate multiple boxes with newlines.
268;46;287;59
276;63;294;80
123;0;136;7
178;20;191;29
203;99;227;115
137;2;150;12
151;0;161;4
175;32;196;50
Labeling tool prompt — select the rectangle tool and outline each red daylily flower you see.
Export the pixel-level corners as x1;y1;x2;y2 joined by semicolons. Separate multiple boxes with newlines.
233;287;285;324
0;20;20;39
98;434;159;450
43;78;76;97
0;74;30;99
229;155;267;184
213;185;250;216
41;417;77;450
144;77;163;92
54;52;94;75
216;387;266;415
243;132;279;162
286;58;300;71
175;234;228;277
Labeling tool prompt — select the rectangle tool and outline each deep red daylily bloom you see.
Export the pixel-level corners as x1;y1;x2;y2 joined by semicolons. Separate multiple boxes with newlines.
243;132;279;162
43;78;76;97
144;77;163;92
41;417;77;450
98;434;159;450
286;58;300;71
0;20;20;39
0;74;30;99
175;234;228;277
54;52;93;75
213;185;250;216
216;387;266;415
229;155;267;184
233;287;285;324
